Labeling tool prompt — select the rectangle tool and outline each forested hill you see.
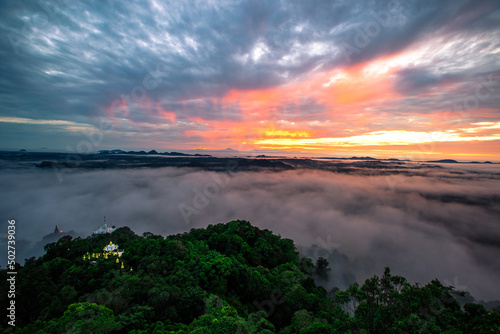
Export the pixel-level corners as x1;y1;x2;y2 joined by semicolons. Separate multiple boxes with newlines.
1;221;499;333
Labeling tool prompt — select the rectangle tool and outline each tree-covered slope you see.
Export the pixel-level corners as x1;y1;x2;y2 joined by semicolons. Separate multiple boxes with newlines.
1;220;498;333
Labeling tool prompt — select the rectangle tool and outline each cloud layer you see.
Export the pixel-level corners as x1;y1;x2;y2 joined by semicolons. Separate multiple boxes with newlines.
1;163;499;300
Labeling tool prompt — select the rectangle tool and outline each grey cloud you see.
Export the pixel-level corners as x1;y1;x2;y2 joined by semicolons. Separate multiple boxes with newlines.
1;0;500;147
339;0;496;65
393;67;441;95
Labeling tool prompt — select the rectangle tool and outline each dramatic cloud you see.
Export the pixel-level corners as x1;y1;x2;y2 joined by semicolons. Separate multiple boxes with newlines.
1;0;499;158
1;163;499;301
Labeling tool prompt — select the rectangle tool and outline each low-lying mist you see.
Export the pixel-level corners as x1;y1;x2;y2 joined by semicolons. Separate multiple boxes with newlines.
1;164;499;301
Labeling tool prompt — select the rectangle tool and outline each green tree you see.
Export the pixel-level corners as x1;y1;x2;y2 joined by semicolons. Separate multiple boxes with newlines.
42;302;121;333
314;257;330;280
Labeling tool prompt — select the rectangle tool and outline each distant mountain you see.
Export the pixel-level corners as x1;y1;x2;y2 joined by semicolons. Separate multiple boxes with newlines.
98;149;125;154
350;156;378;160
162;151;211;157
97;149;211;157
162;151;191;156
318;156;378;160
426;159;459;163
469;161;494;164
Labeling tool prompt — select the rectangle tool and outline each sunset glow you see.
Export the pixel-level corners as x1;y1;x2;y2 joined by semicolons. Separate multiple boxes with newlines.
1;0;499;160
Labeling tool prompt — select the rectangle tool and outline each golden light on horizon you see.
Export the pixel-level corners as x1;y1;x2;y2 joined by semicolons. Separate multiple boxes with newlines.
252;122;500;155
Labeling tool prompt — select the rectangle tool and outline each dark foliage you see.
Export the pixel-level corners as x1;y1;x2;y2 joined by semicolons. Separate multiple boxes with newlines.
1;221;498;333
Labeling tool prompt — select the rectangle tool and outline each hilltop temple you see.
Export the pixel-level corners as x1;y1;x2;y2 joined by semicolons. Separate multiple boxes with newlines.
92;216;116;236
40;225;75;245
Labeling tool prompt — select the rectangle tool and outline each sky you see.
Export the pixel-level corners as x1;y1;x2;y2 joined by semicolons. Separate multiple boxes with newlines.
1;0;500;159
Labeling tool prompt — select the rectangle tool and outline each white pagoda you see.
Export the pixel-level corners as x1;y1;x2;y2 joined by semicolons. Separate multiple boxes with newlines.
92;216;116;236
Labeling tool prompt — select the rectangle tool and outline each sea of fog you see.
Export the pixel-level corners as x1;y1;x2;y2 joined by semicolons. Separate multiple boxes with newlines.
1;162;499;301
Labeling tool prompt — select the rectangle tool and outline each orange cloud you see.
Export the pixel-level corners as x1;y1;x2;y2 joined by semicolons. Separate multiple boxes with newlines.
155;101;176;123
103;49;499;159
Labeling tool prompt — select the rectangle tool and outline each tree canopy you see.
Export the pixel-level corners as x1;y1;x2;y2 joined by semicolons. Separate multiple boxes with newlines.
1;220;498;333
